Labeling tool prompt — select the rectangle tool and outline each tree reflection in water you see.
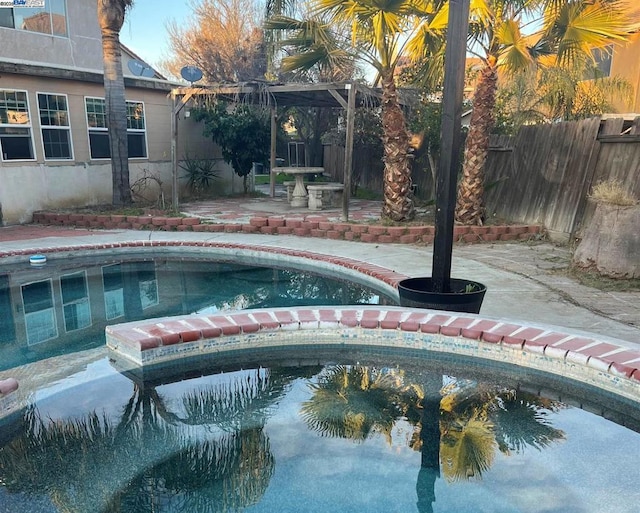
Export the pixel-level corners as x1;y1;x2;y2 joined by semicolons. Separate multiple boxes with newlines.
301;364;566;513
0;361;568;512
0;366;306;513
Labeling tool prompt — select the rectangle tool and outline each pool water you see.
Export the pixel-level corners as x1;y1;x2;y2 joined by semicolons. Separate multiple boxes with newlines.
0;350;638;513
0;254;392;370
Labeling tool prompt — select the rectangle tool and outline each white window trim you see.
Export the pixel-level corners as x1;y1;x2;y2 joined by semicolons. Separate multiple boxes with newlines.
127;100;149;160
84;95;109;161
36;91;74;162
0;88;36;162
59;270;92;333
84;96;149;161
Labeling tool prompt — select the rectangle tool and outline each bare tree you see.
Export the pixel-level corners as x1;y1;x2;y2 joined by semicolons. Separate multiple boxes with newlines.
163;0;267;83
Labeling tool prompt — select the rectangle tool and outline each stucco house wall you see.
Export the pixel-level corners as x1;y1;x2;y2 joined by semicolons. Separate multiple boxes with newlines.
610;33;640;113
0;0;238;225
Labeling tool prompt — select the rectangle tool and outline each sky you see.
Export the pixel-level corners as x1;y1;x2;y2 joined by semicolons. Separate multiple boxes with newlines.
120;1;191;69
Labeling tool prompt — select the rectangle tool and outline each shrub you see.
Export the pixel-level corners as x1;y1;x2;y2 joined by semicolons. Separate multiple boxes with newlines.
589;180;637;206
180;155;220;194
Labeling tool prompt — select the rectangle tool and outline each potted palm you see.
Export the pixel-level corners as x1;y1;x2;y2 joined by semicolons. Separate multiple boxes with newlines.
397;0;487;314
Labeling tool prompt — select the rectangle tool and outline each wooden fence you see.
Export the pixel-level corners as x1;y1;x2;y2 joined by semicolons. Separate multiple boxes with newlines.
324;116;640;240
483;117;640;239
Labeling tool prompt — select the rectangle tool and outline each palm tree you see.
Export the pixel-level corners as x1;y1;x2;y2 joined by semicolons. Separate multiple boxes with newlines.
266;0;446;221
454;0;637;225
97;0;134;206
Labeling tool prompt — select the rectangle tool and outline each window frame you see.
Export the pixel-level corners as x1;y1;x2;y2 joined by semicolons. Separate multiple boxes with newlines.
84;96;149;161
0;88;36;162
37;91;74;161
0;0;68;38
125;100;149;160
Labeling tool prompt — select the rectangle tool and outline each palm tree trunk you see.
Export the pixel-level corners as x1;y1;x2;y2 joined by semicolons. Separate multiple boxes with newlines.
455;58;498;225
98;0;132;206
381;72;415;221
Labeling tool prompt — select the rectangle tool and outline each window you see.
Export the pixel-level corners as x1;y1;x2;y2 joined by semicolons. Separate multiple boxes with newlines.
0;89;35;161
21;279;58;345
0;0;67;37
38;92;72;160
60;272;91;332
85;97;109;159
593;46;613;78
126;101;147;158
85;97;148;159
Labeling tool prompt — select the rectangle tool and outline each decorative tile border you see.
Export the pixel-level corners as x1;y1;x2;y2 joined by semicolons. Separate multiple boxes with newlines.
106;306;640;403
31;211;544;245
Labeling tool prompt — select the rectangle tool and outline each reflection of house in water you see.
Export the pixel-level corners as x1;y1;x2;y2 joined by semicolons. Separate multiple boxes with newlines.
0;256;383;370
0;259;166;369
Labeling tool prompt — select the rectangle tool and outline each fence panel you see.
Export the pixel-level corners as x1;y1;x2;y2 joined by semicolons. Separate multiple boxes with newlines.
324;117;639;237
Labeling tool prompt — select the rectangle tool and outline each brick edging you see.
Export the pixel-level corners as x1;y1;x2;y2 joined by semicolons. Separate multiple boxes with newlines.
31;211;544;245
106;307;640;402
0;241;406;291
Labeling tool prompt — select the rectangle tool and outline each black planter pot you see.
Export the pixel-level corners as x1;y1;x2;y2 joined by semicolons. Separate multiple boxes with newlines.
397;277;487;314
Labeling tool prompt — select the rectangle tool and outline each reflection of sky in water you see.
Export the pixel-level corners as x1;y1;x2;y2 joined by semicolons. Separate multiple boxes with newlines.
4;360;640;513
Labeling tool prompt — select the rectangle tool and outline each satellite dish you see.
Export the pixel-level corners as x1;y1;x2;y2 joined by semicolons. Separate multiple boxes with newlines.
181;65;203;85
127;59;155;78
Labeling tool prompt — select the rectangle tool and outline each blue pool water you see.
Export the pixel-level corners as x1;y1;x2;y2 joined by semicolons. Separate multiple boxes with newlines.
0;350;639;513
1;251;639;512
0;253;393;370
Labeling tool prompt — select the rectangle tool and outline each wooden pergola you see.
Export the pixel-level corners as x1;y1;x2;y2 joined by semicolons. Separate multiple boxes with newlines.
169;81;397;221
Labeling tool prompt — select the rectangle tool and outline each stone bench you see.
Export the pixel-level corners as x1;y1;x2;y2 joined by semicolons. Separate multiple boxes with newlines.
307;183;344;210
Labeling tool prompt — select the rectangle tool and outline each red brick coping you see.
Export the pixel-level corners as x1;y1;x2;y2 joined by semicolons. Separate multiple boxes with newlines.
0;240;406;293
106;306;640;402
31;211;544;245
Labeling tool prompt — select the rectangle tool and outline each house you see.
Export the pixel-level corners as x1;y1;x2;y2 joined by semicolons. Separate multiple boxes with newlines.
609;31;640;113
0;0;232;225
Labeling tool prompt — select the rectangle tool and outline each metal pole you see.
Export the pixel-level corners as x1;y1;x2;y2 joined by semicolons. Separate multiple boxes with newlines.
431;0;471;292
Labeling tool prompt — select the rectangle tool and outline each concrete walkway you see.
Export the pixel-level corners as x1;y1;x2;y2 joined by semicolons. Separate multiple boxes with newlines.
0;221;638;346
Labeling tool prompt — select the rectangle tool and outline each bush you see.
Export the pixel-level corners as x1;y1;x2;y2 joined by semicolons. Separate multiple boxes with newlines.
590;180;637;206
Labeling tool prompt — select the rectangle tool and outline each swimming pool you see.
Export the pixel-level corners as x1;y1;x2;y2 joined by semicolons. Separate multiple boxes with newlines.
1;243;639;512
0;249;394;370
0;347;639;513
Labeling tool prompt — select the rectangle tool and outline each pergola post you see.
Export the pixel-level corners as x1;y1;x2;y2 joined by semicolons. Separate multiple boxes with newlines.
171;92;179;209
170;89;196;210
342;82;356;222
270;105;277;198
